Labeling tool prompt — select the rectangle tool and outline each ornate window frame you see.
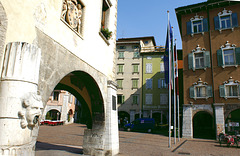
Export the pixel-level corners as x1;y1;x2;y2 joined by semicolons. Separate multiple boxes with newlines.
190;78;212;100
218;41;238;68
220;77;240;100
190;14;204;36
188;45;210;71
218;8;233;32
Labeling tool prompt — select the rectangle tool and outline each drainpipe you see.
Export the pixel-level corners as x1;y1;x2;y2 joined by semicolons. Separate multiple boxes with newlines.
207;3;216;138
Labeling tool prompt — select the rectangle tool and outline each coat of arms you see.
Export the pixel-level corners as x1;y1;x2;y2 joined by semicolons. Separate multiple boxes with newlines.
62;0;82;33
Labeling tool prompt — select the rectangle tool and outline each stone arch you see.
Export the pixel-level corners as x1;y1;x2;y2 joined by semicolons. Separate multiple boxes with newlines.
224;104;240;120
225;108;240;134
45;109;61;120
193;111;215;139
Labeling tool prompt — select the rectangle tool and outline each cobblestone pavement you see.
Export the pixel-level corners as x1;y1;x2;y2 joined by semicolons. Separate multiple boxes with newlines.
36;123;240;156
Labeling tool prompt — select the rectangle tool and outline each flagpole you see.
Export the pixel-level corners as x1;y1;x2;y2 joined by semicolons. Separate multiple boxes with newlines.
167;10;171;148
175;40;180;142
173;27;176;145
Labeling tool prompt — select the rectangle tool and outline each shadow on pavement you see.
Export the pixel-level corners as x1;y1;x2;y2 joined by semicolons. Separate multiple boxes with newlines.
36;141;83;154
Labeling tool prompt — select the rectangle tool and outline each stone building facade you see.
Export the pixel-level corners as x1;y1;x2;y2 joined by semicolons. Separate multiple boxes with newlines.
0;0;119;155
176;0;240;139
116;37;168;124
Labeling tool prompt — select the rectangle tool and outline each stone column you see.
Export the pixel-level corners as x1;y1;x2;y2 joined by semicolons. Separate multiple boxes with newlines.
61;95;69;123
214;103;225;138
104;80;119;155
83;80;119;156
182;104;193;138
0;42;42;156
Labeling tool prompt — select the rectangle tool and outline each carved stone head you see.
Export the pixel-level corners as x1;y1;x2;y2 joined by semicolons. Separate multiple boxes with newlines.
19;92;43;128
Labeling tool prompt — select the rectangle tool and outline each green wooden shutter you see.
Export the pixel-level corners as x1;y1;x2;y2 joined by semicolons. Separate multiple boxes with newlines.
204;51;211;68
219;85;225;98
188;53;194;70
123;95;125;104
235;47;240;65
217;49;223;67
190;86;195;98
207;86;212;97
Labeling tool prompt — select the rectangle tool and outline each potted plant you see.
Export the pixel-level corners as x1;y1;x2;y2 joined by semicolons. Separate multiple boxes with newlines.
101;27;112;40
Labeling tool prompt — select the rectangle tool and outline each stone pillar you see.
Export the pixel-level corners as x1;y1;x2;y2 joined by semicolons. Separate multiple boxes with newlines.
214;103;225;138
182;104;193;138
83;80;119;156
61;95;69;123
0;42;42;156
104;80;119;155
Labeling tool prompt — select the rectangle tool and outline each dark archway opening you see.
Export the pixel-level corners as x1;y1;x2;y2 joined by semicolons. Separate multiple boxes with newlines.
225;109;240;135
193;111;215;139
118;111;130;128
46;109;61;121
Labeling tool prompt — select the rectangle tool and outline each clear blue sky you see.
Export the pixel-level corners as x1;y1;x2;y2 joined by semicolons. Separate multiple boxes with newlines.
116;0;207;49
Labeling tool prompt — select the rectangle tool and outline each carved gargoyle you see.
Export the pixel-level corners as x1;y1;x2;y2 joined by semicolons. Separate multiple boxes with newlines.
18;92;43;128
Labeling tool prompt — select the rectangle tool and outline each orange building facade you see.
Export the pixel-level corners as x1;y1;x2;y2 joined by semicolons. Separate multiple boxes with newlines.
176;0;240;139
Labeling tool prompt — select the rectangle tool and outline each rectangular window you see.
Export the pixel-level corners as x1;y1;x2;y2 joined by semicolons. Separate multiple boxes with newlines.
160;94;168;104
145;94;152;105
223;49;234;65
101;0;111;29
118;52;124;59
53;91;59;101
132;79;138;89
132;64;139;73
117;94;124;104
119;46;126;49
226;85;238;97
220;15;231;29
133;52;139;58
118;64;124;73
146;63;152;73
117;79;123;89
196;86;206;97
158;79;167;88
146;79;152;89
132;45;139;49
160;62;164;72
193;20;202;33
195;53;204;68
132;95;139;104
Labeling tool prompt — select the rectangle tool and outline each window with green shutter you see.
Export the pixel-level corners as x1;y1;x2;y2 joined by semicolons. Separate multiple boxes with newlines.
132;64;139;73
219;77;240;99
118;52;124;59
133;52;139;58
188;45;210;71
117;94;125;104
117;79;123;89
132;95;139;104
132;79;138;89
190;78;212;100
118;64;124;73
217;41;240;68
